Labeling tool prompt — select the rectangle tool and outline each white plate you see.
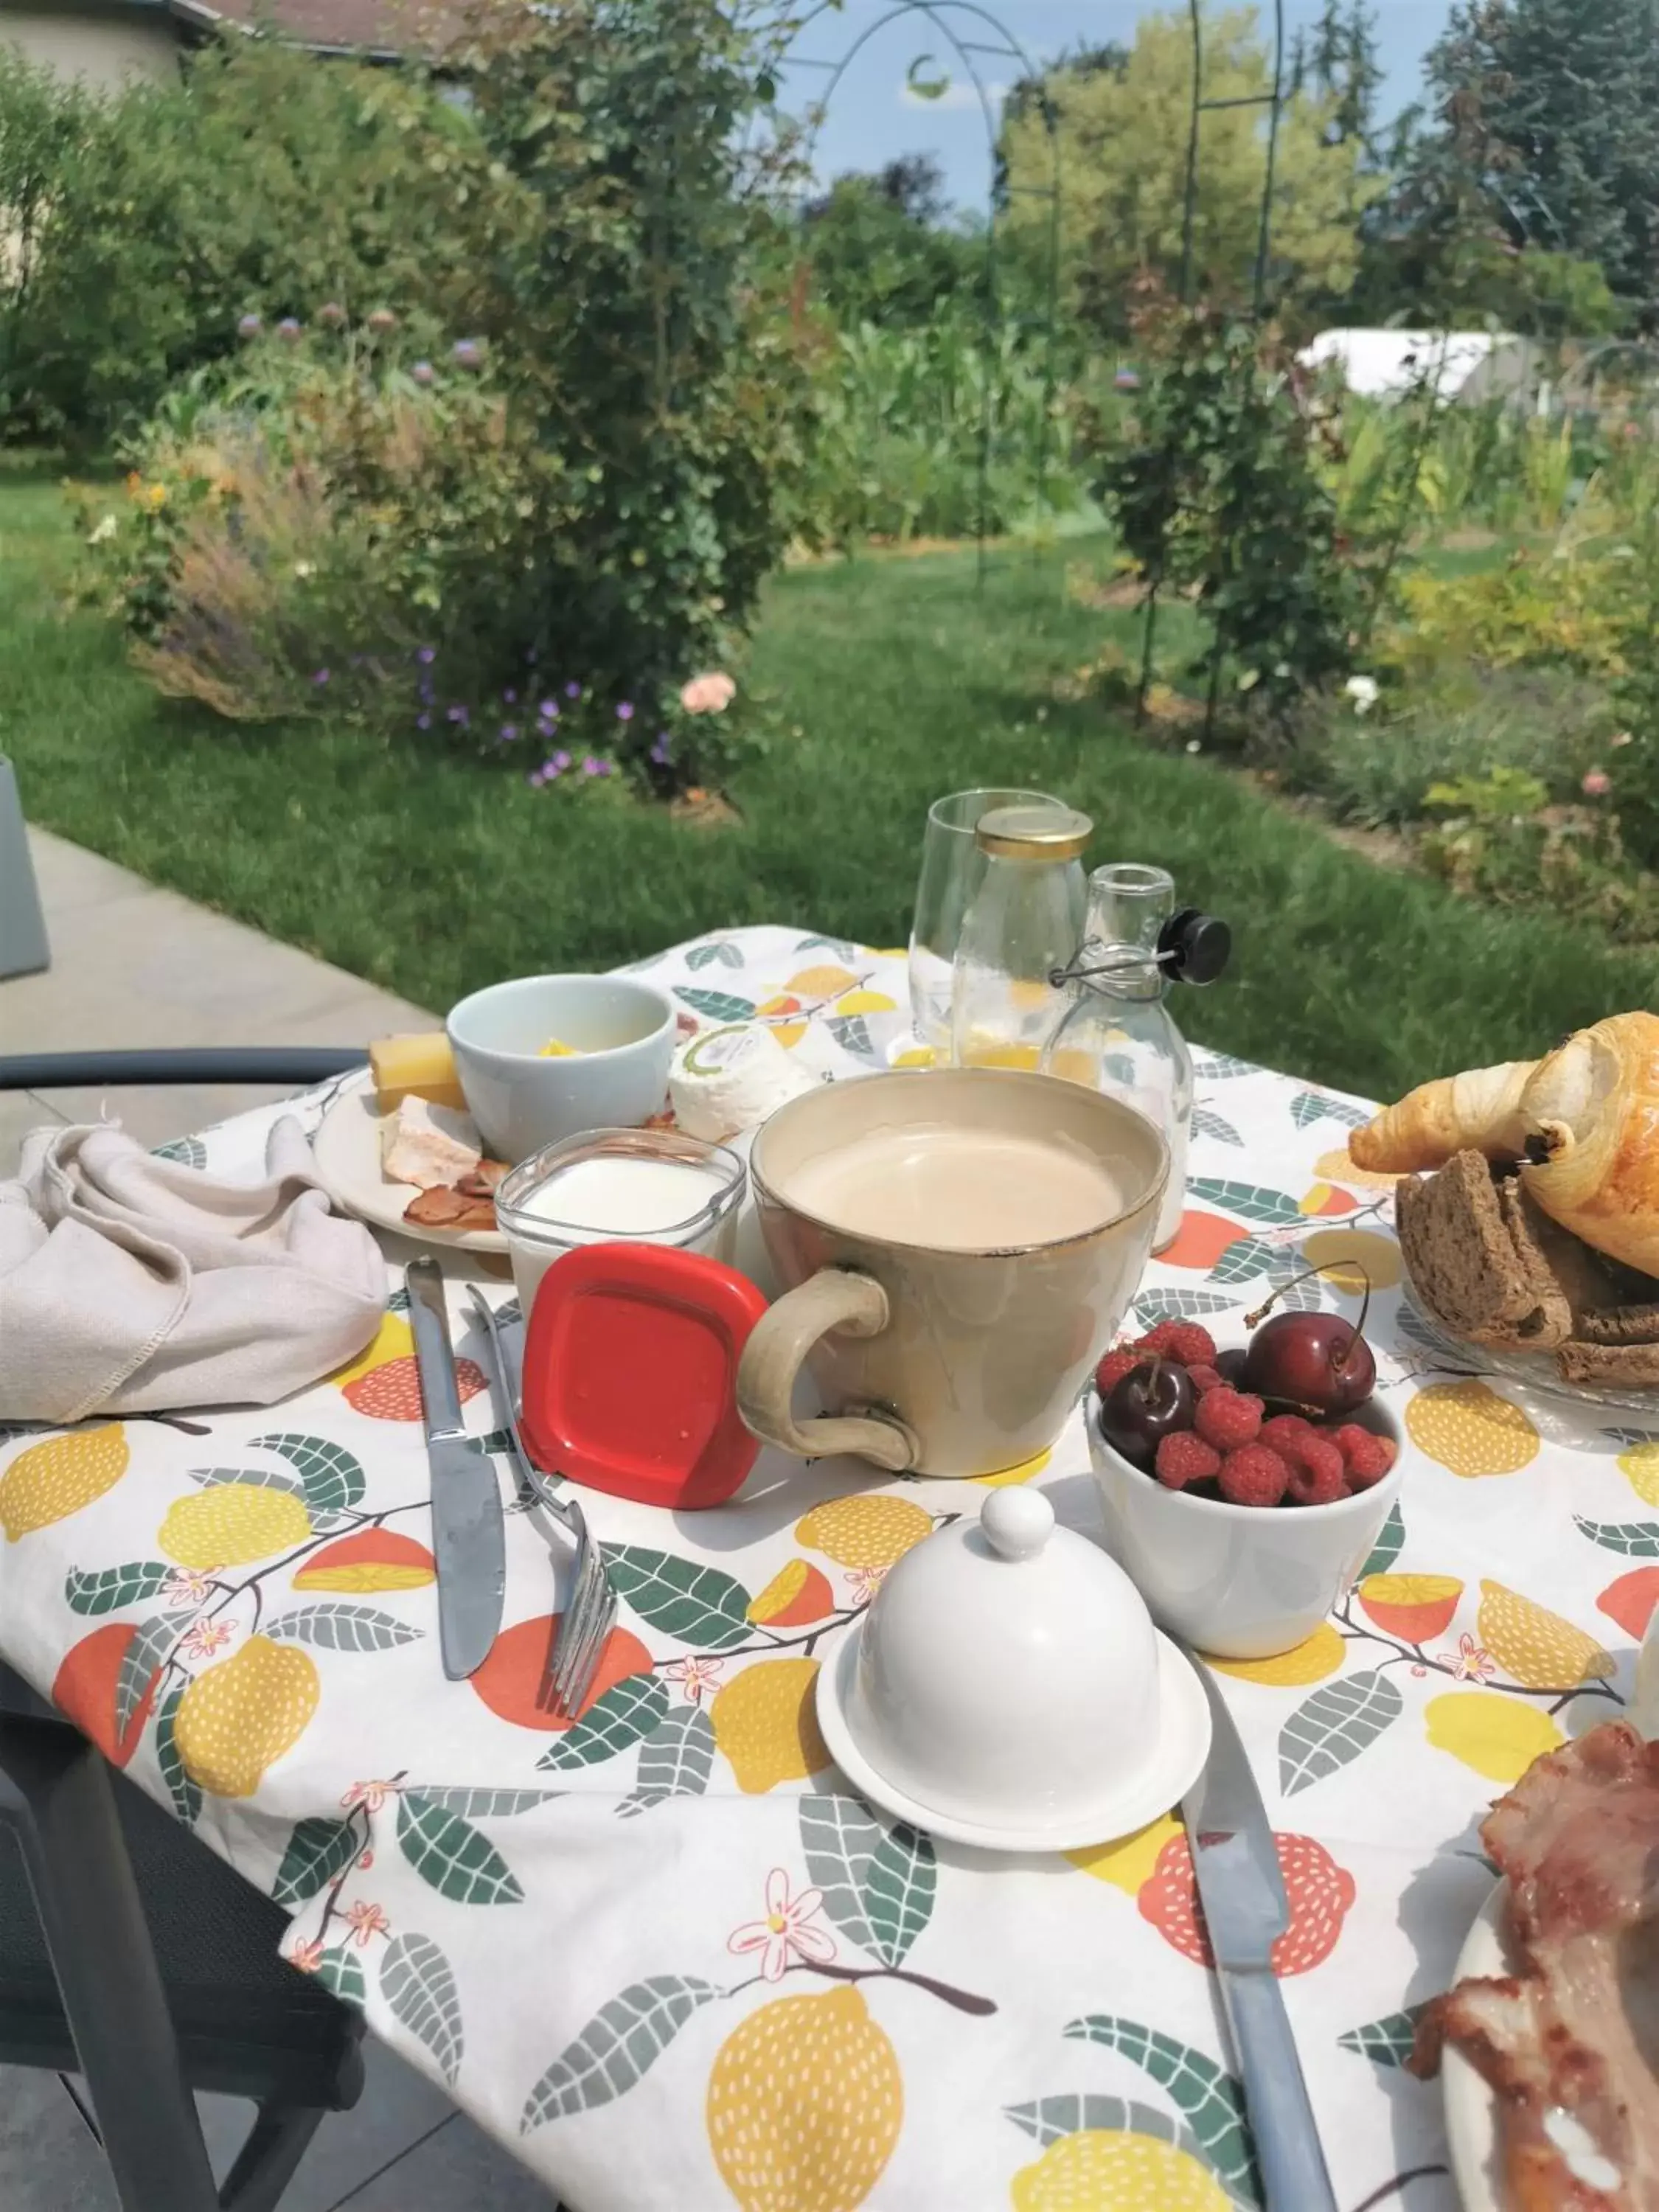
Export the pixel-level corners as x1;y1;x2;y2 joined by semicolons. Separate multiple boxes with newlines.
312;1069;507;1255
1402;1284;1659;1413
1443;1880;1506;2212
815;1621;1212;1854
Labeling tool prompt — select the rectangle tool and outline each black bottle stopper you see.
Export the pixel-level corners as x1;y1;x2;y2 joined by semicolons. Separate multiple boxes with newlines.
1158;908;1231;986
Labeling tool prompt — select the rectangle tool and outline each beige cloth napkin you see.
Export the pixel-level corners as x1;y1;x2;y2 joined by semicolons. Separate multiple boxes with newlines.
0;1118;386;1423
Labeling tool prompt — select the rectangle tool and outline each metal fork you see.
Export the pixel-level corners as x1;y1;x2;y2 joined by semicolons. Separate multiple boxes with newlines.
467;1287;616;1717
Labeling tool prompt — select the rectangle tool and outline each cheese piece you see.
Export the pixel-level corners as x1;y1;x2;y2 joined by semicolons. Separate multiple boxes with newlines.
380;1096;482;1189
369;1032;466;1113
669;1022;816;1141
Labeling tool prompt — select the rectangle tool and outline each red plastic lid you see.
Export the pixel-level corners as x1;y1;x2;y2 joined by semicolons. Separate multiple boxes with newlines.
519;1242;771;1510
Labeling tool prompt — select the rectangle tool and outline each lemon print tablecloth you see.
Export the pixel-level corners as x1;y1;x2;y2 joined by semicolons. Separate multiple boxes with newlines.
0;923;1644;2212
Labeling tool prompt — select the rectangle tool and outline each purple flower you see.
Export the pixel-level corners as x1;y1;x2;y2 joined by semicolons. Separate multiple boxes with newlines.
528;768;546;787
615;701;634;722
277;317;303;341
597;760;614;776
502;689;517;705
411;361;435;387
446;703;469;726
417;678;434;702
417;645;437;665
417;712;431;730
552;750;571;772
582;757;600;776
313;667;330;685
649;734;671;765
539;699;558;720
501;723;518;741
453;338;484;370
237;313;262;338
565;681;581;699
318;301;347;327
525;647;538;664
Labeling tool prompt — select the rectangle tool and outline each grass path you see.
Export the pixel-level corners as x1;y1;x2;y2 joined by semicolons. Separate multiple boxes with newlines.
4;465;1655;1099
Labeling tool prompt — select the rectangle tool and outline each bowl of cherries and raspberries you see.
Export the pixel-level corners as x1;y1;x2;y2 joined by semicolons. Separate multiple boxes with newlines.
1085;1298;1404;1661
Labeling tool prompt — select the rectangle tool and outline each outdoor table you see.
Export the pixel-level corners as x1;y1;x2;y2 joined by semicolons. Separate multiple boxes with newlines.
0;922;1642;2212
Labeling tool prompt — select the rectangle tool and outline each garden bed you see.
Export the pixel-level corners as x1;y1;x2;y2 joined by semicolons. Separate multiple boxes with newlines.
4;467;1658;1102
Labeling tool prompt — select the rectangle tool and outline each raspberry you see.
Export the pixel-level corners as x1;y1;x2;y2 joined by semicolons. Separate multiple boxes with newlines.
1284;1436;1346;1505
1259;1413;1315;1457
1186;1363;1225;1394
1155;1431;1222;1490
1154;1321;1218;1366
1135;1321;1183;1355
1333;1424;1397;1489
1218;1444;1289;1508
1194;1386;1265;1452
1095;1346;1150;1396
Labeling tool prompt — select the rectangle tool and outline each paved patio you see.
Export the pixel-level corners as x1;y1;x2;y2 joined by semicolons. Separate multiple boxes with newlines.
1;827;434;1176
1;827;556;2208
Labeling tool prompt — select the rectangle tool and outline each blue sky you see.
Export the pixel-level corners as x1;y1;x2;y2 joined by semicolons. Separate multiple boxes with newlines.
780;1;1452;209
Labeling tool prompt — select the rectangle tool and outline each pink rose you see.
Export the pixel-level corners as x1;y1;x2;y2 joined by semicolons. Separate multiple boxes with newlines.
1582;768;1612;797
679;672;736;715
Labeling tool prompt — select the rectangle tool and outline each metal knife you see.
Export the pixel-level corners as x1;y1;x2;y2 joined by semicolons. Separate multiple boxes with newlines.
1180;1658;1339;2212
406;1259;505;1680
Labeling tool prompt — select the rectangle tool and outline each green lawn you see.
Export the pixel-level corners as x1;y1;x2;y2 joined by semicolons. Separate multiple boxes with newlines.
4;462;1656;1100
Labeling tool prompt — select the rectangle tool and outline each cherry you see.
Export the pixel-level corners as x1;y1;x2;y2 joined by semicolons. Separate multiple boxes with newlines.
1099;1358;1196;1470
1211;1346;1248;1387
1241;1311;1375;1417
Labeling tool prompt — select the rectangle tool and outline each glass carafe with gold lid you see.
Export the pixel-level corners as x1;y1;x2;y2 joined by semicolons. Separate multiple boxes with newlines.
950;806;1091;1070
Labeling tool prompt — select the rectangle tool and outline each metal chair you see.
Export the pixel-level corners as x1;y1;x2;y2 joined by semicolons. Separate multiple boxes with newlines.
0;1049;374;2212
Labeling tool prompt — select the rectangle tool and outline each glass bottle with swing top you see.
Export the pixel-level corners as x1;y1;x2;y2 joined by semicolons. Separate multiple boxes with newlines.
1042;863;1230;1253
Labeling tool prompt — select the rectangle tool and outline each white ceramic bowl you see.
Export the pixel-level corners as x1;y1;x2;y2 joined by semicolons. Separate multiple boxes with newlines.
446;975;676;1162
1086;1394;1404;1660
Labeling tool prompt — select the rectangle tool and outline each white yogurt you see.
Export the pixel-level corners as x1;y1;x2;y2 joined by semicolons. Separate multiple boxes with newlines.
498;1137;744;1316
518;1155;726;1237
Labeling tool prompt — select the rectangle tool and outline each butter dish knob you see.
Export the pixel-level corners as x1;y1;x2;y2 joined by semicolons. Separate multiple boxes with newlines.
981;1488;1054;1561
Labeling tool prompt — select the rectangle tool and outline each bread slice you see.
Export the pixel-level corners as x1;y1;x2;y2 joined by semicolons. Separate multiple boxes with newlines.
1494;1180;1624;1348
1558;1340;1659;1387
1397;1152;1565;1348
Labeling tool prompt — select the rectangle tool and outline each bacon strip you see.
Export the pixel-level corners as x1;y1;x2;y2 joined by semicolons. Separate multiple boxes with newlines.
1412;1722;1659;2211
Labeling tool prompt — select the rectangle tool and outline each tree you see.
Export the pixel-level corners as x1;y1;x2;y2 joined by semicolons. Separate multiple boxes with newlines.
798;156;986;330
998;7;1377;342
1407;0;1659;313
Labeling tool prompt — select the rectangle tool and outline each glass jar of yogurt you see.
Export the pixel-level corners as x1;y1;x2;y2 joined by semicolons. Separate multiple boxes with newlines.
495;1127;746;1320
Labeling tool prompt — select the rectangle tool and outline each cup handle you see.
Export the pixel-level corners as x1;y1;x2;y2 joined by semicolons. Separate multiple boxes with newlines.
736;1269;919;1472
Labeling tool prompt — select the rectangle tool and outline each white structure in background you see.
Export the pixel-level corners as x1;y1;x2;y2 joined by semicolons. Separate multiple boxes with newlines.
1297;328;1536;406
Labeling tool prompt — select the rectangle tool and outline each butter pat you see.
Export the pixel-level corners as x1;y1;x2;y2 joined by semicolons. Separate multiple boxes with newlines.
669;1022;816;1141
370;1032;467;1113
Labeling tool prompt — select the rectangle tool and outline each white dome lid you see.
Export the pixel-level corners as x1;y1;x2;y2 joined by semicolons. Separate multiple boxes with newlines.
845;1488;1162;1827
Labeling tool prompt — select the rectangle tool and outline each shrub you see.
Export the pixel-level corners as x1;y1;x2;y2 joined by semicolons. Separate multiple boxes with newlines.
77;324;567;721
1;39;509;446
1100;302;1363;712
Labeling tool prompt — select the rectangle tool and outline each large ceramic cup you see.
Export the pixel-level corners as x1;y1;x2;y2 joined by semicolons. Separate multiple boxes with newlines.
737;1069;1166;1478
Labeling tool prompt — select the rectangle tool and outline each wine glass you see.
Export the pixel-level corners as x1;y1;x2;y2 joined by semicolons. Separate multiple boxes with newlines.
908;787;1068;1059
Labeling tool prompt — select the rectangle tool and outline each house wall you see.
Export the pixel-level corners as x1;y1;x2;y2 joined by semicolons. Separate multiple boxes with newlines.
0;6;179;91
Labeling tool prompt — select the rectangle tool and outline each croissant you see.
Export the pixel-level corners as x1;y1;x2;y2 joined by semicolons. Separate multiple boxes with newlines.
1349;1060;1538;1173
1353;1013;1659;1276
1520;1013;1659;1274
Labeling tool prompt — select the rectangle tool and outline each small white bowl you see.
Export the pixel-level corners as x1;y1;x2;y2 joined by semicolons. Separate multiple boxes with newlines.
447;975;676;1162
1086;1393;1404;1660
815;1488;1212;1853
